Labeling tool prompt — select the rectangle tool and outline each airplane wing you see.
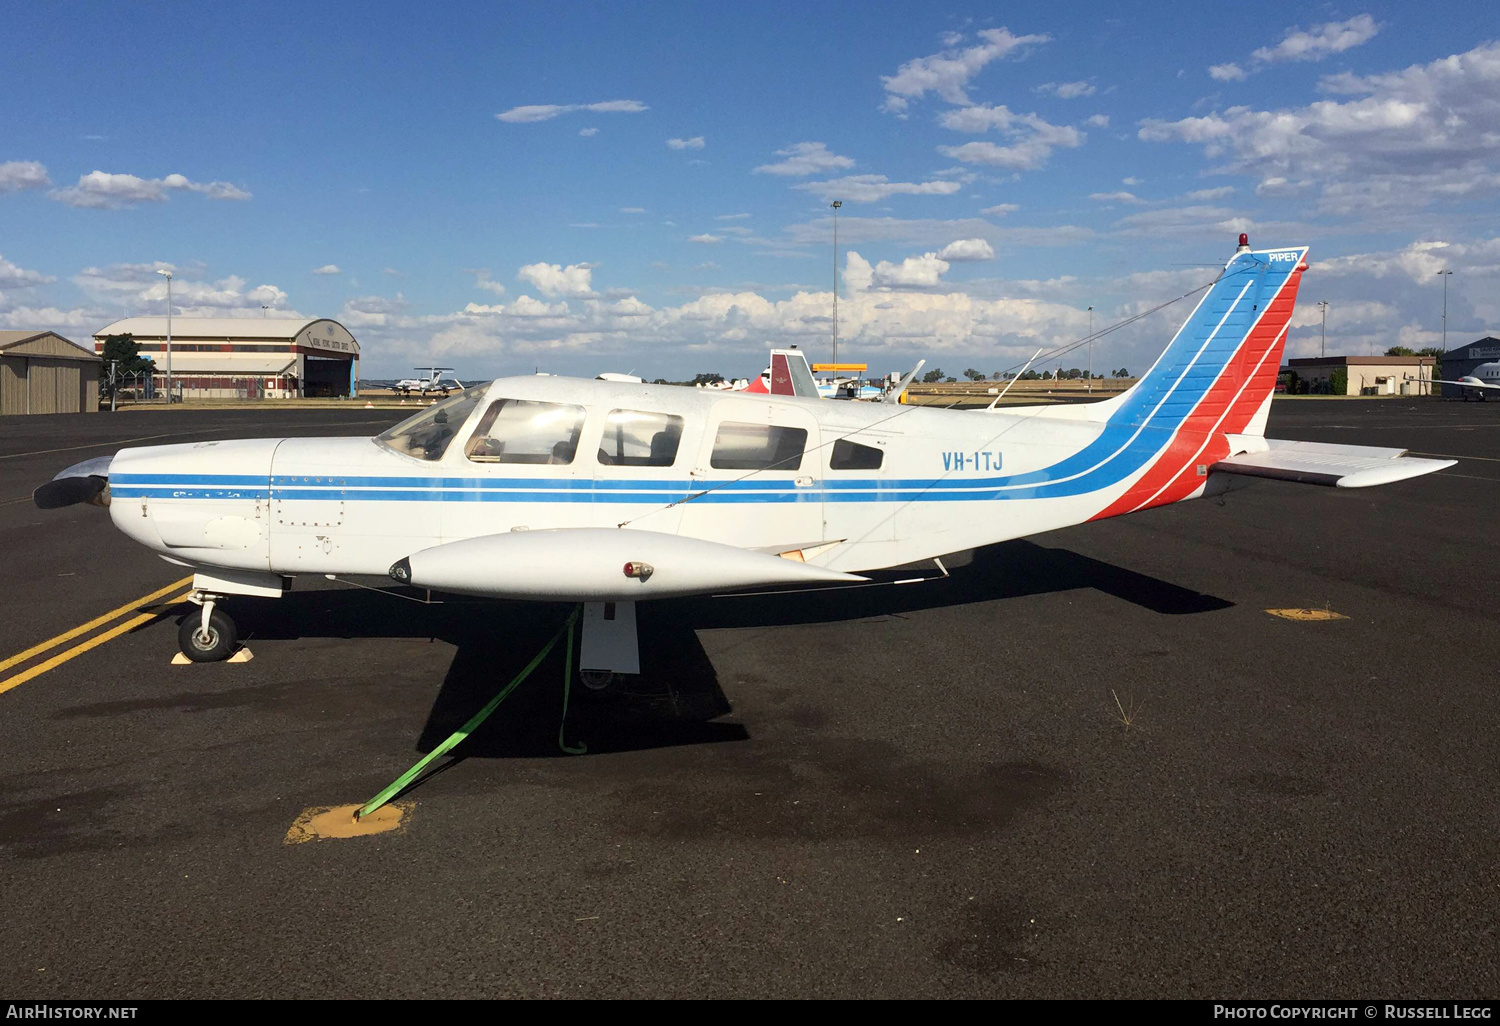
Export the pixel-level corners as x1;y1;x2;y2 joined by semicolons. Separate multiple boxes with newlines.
1404;373;1500;392
1213;439;1455;488
1435;378;1500;390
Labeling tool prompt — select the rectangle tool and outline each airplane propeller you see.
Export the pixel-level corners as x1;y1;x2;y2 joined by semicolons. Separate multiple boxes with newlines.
33;455;113;510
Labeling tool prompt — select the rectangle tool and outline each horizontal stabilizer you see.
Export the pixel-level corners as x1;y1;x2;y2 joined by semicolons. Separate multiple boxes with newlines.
1213;439;1456;489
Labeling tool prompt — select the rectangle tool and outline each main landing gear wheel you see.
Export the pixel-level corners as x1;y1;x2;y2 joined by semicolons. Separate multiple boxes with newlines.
579;669;615;691
179;607;238;663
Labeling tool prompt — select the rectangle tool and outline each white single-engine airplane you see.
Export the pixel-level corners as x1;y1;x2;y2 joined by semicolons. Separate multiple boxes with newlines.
36;238;1456;674
392;366;462;397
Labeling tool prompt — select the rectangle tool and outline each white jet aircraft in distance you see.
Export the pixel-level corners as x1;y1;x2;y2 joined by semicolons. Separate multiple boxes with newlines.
36;236;1456;675
392;367;462;397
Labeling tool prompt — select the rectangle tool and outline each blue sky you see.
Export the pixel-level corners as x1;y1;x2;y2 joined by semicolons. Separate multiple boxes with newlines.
2;1;1497;379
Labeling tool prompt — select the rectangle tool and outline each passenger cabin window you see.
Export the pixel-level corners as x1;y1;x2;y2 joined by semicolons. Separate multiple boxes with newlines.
829;438;883;471
465;399;586;465
375;388;485;461
710;421;807;471
597;410;684;467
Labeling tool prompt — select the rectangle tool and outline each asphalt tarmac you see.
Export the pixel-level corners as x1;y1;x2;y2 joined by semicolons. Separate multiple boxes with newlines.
0;399;1495;999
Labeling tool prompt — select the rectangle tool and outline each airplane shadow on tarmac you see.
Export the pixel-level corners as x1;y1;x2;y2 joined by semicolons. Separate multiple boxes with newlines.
227;539;1231;766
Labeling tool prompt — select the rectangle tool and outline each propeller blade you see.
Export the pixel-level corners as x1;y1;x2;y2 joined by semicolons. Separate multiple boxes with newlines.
33;455;113;510
34;475;109;510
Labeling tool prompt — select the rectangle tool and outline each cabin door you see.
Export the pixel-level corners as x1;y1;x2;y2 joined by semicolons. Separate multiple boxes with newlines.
677;399;824;554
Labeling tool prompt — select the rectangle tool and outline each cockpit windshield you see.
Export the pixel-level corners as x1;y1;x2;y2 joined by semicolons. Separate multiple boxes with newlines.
374;387;485;461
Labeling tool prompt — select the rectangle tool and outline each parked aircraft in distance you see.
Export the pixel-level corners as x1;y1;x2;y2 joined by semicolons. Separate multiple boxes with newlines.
36;236;1455;682
1418;362;1500;400
393;367;462;397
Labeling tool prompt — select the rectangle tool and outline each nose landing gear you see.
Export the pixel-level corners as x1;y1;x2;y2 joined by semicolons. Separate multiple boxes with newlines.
178;592;240;662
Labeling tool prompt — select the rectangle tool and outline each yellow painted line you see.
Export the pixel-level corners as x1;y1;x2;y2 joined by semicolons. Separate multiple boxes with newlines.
1265;608;1349;622
0;591;193;696
0;576;193;674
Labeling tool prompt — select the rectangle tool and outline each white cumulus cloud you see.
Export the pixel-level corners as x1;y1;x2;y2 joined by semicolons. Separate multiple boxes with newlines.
1036;81;1096;98
517;261;597;297
50;171;251;209
753;142;856;176
312;264;341;275
793;175;963;203
844;250;951;290
496;100;648;123
880;27;1051;112
1252;14;1380;64
1140;41;1500;213
667;136;705;150
936;238;996;261
0;254;56;288
0;161;50;193
936;104;1085;172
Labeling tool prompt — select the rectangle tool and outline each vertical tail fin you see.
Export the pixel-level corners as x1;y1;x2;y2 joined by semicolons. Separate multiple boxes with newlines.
1088;241;1308;518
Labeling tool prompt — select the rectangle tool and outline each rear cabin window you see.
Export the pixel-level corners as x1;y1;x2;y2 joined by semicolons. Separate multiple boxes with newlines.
829;438;883;470
465;399;586;465
597;410;684;467
710;422;807;471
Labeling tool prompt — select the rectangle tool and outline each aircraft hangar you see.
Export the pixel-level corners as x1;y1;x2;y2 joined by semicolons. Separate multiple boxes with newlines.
1439;336;1500;398
92;317;360;400
0;330;102;415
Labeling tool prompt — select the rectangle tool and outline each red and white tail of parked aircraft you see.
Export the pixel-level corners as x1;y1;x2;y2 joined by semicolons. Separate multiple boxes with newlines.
36;235;1455;677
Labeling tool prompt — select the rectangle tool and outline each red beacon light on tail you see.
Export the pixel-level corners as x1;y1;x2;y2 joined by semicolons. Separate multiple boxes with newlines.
1237;233;1251;253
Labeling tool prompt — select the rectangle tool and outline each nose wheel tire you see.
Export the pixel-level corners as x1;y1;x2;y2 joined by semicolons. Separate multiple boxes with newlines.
179;608;238;663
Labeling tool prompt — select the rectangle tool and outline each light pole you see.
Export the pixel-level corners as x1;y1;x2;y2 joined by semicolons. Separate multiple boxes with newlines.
156;269;173;402
830;200;842;370
1437;269;1453;352
1437;270;1453;397
1316;300;1329;358
1087;306;1093;393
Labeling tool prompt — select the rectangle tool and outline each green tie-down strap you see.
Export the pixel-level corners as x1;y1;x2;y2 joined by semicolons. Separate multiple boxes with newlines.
356;604;585;821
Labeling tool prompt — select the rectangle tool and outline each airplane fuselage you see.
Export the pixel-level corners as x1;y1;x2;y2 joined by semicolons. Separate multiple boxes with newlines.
106;377;1145;582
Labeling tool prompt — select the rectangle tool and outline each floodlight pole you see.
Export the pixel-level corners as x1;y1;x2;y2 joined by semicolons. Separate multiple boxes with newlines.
831;200;841;371
1438;269;1452;352
1087;306;1093;394
157;269;173;402
1316;300;1328;358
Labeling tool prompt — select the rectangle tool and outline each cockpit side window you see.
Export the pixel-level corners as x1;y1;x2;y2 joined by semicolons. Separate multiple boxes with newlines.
374;388;485;461
597;410;684;467
465;399;586;465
